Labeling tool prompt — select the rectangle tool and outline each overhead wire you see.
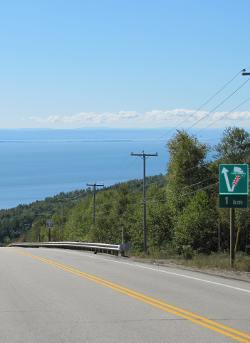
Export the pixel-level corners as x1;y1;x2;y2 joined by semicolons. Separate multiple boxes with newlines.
181;181;218;197
94;178;219;216
187;77;250;130
76;70;249;209
198;96;250;132
181;175;217;190
57;181;219;219
158;68;245;140
148;182;219;204
36;70;249;222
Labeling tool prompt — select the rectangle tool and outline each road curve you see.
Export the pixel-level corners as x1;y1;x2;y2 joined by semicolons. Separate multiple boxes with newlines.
1;247;250;343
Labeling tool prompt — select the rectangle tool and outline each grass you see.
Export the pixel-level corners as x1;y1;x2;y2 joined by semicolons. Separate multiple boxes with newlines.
130;249;250;272
177;252;250;272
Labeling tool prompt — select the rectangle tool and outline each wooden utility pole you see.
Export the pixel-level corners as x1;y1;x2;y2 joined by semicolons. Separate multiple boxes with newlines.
87;183;104;225
131;151;158;254
230;208;235;267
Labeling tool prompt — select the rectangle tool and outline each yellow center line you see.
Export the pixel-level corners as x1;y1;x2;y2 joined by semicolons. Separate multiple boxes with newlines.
14;249;250;343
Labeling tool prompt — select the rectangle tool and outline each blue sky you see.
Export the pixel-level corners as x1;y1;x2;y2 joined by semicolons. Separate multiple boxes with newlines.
0;0;250;129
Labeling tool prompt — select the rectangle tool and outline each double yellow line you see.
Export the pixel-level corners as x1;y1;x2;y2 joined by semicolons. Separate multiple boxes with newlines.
15;249;250;342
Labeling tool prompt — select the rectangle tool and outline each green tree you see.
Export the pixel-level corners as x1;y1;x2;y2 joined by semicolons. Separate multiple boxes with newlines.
147;184;172;250
63;198;92;241
175;191;218;253
166;130;210;215
216;127;250;163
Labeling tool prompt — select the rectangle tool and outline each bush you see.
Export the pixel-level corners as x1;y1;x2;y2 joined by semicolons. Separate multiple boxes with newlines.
181;245;194;259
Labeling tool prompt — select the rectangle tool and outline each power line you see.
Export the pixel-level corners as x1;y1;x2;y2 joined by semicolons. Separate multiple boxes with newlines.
158;68;245;140
195;69;244;109
181;181;218;197
198;96;250;131
150;181;219;203
94;166;215;206
173;181;218;199
188;78;250;130
181;175;217;191
166;162;213;180
94;183;218;216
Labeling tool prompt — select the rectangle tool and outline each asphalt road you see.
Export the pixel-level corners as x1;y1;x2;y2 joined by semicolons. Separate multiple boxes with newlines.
1;247;250;343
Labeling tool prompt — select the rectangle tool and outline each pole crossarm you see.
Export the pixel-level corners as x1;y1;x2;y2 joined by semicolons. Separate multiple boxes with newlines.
87;183;105;187
131;152;158;157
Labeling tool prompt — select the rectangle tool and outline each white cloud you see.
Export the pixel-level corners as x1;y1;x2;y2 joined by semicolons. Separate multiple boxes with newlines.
227;111;250;120
27;108;250;129
212;111;227;120
29;115;62;124
29;111;140;126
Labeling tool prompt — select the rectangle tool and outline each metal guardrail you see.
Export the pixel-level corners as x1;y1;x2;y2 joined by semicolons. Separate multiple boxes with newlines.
9;241;126;256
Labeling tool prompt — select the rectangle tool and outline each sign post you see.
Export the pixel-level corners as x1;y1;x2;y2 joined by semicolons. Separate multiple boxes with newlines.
229;208;235;268
219;164;249;267
46;220;53;242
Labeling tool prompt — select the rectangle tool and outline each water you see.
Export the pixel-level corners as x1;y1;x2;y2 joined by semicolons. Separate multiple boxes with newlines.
0;129;222;209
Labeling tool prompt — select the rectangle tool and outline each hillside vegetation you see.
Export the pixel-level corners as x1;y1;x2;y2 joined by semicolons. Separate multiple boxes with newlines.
1;127;250;264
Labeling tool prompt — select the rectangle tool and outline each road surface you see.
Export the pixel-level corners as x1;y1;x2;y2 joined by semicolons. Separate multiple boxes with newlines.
0;247;250;342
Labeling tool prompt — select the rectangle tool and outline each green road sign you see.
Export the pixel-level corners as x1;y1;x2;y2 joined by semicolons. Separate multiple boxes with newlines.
219;164;249;195
219;195;248;209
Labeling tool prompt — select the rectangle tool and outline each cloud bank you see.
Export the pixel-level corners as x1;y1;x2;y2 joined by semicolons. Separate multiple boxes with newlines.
28;108;250;129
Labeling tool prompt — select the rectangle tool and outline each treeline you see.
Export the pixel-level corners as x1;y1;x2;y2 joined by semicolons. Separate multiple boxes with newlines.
1;127;250;256
0;176;164;244
0;189;88;244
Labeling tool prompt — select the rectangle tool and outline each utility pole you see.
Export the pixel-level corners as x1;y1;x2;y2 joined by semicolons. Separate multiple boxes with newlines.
46;220;53;242
87;183;104;225
240;69;250;260
131;151;158;254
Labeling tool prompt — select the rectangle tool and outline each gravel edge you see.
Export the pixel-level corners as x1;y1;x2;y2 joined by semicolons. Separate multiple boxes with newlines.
129;256;250;283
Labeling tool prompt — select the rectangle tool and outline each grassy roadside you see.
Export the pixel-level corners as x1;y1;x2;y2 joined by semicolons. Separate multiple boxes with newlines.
173;253;250;272
129;251;250;273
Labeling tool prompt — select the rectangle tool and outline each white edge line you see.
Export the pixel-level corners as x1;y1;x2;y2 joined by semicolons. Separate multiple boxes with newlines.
30;248;250;294
106;259;250;294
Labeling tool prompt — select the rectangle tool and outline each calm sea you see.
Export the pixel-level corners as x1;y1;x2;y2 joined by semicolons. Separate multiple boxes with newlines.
0;129;221;209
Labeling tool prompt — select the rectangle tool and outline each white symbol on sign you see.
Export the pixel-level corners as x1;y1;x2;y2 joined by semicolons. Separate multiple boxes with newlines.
233;167;244;175
222;167;242;192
